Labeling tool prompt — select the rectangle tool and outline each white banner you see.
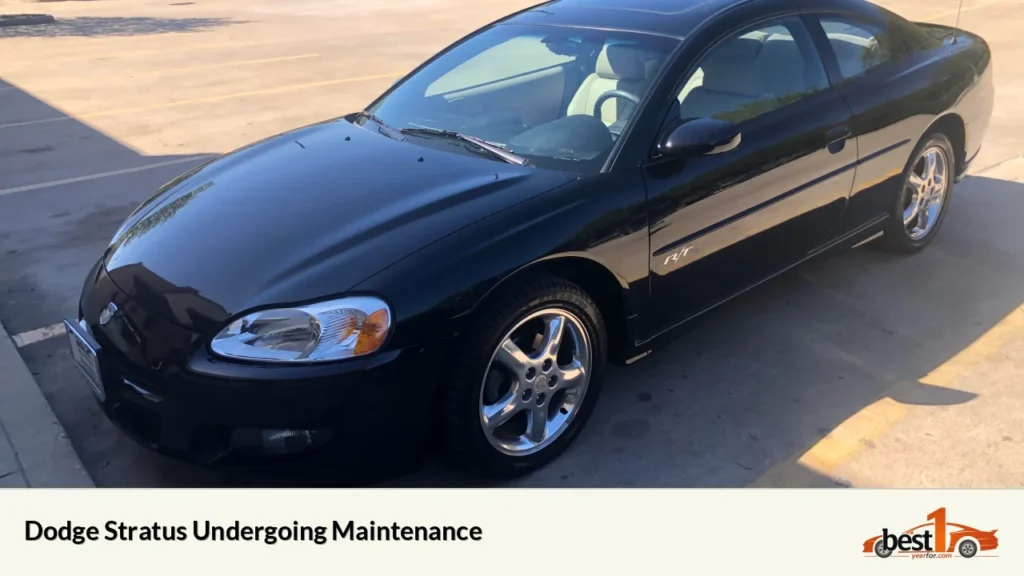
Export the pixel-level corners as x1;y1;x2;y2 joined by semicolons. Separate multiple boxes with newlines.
0;489;1015;574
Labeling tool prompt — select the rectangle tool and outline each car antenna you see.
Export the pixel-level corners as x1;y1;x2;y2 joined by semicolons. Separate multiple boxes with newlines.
951;0;964;44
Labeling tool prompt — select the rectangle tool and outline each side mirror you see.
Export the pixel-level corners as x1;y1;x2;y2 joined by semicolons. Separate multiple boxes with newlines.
657;117;741;158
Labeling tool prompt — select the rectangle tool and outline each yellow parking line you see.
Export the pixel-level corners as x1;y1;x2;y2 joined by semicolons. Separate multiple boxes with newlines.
195;39;296;50
749;398;910;487
797;398;910;475
922;0;1005;22
132;54;319;77
920;303;1024;387
750;301;1024;487
0;71;403;129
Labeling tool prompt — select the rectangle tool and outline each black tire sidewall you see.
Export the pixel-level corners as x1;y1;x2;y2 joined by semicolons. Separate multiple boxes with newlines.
444;277;608;477
883;133;956;252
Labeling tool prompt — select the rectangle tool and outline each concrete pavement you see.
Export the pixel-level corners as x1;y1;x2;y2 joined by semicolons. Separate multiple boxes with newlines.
0;319;92;487
1;0;1023;488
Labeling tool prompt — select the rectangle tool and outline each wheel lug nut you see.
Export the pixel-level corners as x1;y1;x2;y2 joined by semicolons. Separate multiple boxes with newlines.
522;389;532;401
525;367;536;380
536;393;546;405
549;375;557;387
542;359;553;372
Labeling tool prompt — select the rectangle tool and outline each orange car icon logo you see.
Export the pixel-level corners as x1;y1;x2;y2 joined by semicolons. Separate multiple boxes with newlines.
863;507;998;559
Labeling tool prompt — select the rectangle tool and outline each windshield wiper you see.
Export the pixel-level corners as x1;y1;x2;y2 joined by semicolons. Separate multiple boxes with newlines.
356;111;405;141
400;127;530;166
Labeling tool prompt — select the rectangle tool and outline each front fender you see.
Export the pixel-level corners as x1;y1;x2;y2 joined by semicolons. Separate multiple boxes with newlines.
353;170;650;353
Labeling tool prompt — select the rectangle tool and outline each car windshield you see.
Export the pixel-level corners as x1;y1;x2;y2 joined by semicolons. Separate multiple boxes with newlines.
361;23;679;172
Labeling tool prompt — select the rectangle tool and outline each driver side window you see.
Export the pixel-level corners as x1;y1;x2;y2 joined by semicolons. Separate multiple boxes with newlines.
676;17;830;125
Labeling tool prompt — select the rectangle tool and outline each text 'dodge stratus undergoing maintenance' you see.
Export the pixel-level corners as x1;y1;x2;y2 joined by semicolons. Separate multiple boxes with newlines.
0;490;1019;574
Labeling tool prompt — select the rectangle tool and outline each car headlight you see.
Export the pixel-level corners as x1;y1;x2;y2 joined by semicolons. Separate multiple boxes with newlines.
210;296;391;363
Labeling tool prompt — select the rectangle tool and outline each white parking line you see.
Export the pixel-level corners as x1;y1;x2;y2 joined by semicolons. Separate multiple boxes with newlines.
0;155;210;197
11;323;66;348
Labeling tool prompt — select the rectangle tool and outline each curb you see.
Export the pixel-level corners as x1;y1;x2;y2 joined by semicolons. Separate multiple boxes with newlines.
0;320;94;487
0;14;56;28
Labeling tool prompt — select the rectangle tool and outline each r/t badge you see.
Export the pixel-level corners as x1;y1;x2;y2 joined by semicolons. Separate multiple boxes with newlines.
663;244;693;266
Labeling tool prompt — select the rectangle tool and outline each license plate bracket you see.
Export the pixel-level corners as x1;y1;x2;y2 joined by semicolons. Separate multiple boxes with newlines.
64;318;106;402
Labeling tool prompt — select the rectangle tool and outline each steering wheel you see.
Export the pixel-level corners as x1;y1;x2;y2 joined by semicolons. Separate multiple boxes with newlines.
592;90;641;121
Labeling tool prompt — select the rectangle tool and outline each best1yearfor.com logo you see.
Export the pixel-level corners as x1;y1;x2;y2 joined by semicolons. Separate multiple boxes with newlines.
863;507;998;559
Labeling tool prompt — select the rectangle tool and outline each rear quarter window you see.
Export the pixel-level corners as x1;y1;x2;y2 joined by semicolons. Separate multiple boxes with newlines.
820;17;908;78
819;11;942;80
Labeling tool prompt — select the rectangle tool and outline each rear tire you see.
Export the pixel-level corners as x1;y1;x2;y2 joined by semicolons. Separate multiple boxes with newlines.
442;275;607;479
958;539;978;558
877;133;955;253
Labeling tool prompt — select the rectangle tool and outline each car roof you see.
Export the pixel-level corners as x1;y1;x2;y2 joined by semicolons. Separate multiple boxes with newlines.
502;0;877;39
504;0;742;38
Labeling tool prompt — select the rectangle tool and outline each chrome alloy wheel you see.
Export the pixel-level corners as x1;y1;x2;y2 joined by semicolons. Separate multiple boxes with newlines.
478;308;592;456
903;145;950;240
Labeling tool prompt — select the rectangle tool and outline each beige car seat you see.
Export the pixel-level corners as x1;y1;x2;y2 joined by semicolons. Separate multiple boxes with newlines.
566;43;650;126
678;36;774;120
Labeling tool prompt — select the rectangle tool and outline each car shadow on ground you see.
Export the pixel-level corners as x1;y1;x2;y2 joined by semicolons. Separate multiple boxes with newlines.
0;80;222;487
0;16;242;38
3;77;1023;487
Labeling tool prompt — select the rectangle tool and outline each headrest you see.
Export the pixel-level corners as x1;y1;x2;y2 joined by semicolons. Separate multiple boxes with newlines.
596;44;647;81
828;33;879;63
758;34;805;94
828;32;877;49
699;37;764;96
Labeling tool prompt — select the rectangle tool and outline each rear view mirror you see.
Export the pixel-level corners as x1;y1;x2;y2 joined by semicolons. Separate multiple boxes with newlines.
542;34;584;57
657;117;741;158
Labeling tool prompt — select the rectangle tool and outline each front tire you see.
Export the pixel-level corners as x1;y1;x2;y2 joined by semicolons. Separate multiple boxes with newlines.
442;276;608;478
874;540;893;558
877;133;956;253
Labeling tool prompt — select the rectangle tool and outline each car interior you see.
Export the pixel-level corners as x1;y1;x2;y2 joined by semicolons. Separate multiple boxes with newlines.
825;31;885;78
565;43;657;132
505;41;671;162
395;33;671;165
673;24;882;124
676;28;816;123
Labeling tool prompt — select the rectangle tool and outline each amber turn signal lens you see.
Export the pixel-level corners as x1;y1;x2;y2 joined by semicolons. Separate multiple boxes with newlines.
354;308;390;355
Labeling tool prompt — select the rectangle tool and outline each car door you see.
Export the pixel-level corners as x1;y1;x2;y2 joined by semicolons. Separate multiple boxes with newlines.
641;15;857;337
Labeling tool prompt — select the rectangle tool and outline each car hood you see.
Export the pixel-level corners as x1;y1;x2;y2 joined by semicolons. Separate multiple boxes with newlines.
102;118;576;334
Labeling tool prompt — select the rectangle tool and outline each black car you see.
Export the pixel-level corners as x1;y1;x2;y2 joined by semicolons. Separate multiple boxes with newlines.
65;0;994;478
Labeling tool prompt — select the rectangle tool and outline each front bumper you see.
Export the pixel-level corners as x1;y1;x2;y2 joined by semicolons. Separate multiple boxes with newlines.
71;263;451;468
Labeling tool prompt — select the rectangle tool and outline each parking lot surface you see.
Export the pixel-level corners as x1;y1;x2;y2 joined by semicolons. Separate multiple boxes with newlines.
1;0;1023;487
